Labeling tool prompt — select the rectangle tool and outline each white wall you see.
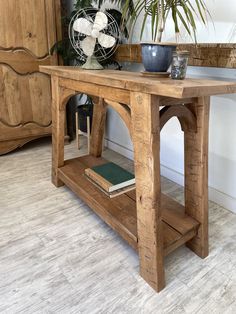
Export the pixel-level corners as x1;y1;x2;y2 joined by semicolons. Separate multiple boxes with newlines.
68;0;236;213
131;0;236;43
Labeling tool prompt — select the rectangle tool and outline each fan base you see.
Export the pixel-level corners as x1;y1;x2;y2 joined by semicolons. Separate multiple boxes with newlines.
81;56;103;70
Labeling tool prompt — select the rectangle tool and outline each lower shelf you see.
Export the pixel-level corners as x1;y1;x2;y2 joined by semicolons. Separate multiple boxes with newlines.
58;155;199;255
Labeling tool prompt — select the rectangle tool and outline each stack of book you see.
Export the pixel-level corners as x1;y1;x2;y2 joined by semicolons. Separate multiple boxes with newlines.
85;162;135;198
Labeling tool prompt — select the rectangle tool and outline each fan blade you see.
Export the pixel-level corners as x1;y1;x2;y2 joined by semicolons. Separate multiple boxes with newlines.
81;36;96;57
93;12;108;32
98;33;116;48
73;18;92;36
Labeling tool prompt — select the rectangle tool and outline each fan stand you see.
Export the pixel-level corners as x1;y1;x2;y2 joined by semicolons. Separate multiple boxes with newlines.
82;56;103;70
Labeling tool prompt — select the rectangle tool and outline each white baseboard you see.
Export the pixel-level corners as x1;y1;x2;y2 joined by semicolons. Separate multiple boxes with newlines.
208;188;236;214
160;164;236;214
105;138;236;214
160;164;184;186
105;138;134;160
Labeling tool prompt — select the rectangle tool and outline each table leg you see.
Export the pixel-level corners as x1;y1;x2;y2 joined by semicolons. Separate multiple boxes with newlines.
131;92;165;292
184;96;210;258
75;111;80;150
90;97;107;157
51;76;65;187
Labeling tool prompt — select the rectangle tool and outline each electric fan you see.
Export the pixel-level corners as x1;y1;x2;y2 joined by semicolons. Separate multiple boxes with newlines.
69;8;121;69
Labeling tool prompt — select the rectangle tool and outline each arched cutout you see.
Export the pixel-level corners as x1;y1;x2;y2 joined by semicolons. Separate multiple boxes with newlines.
59;91;131;132
160;105;197;132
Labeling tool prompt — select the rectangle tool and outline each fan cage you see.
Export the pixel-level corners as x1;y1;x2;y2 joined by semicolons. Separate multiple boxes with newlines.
69;8;121;63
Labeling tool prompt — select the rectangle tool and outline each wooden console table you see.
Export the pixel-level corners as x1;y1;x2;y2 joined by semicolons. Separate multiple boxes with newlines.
40;66;236;292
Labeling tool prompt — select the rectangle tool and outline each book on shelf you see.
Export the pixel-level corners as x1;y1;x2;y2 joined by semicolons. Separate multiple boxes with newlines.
85;175;135;198
84;162;135;197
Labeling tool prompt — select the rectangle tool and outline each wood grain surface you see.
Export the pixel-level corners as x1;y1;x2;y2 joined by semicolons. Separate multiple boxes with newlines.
131;92;165;292
0;0;61;155
0;0;57;57
184;97;210;258
40;66;236;99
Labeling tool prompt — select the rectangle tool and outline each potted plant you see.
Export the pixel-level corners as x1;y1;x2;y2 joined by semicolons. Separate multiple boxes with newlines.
123;0;209;72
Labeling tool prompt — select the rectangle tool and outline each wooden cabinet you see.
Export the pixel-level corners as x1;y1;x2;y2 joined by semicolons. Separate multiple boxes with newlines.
0;0;61;154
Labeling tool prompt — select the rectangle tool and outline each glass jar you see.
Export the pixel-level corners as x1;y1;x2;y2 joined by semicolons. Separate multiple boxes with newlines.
171;51;189;80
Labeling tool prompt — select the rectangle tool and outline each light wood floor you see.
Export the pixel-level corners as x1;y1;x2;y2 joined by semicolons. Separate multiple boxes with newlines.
0;137;236;314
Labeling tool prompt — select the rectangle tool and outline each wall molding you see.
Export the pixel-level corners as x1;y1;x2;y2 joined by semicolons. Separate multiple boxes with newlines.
105;138;236;214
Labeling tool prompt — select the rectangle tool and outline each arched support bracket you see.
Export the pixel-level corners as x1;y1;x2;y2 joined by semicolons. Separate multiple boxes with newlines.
104;99;132;137
59;87;76;111
160;104;197;133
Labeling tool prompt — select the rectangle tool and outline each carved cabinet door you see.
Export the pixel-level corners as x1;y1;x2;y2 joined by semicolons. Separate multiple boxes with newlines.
0;0;61;154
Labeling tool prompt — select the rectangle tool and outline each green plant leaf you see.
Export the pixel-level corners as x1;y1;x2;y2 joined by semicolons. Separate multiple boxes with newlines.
122;0;210;42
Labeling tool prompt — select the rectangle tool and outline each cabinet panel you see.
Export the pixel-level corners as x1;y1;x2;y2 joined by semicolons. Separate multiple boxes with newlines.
0;65;51;126
0;0;61;155
0;0;57;57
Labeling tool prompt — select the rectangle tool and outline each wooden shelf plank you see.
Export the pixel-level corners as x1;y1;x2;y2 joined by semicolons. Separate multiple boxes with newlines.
127;191;199;235
58;157;138;250
58;156;199;255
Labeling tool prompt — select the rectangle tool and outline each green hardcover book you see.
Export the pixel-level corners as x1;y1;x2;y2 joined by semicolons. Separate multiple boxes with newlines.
85;162;135;193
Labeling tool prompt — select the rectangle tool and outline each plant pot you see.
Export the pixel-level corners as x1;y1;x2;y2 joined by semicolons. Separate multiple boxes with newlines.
77;104;93;133
141;43;176;72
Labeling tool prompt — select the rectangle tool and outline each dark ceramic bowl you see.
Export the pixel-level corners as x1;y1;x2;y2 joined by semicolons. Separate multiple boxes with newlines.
141;43;176;72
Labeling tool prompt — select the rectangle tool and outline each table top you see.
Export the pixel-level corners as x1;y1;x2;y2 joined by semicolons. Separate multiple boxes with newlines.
40;66;236;99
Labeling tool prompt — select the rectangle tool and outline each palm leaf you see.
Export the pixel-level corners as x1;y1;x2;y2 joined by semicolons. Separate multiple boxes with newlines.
122;0;210;42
